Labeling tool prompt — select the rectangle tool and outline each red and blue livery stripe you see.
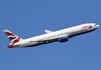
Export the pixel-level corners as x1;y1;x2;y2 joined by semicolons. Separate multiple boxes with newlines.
82;25;92;28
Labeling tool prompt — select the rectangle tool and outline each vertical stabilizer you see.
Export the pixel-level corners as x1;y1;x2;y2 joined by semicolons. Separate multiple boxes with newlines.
3;29;23;44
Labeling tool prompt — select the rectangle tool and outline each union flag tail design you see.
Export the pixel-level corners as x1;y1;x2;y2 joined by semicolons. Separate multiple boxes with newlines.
3;29;23;44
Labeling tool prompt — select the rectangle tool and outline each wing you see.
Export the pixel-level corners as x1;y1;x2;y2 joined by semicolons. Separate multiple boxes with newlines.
44;30;53;33
33;34;69;43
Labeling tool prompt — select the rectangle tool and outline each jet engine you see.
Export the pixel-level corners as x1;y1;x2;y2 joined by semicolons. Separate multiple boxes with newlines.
59;36;69;42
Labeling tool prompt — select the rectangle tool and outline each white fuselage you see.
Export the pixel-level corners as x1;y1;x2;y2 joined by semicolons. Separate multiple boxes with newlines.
13;23;99;48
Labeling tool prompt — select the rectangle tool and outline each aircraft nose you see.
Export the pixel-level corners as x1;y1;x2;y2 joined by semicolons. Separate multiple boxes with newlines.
97;25;100;28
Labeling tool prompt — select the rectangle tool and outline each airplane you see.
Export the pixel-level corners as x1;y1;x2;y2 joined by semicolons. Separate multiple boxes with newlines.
3;23;99;48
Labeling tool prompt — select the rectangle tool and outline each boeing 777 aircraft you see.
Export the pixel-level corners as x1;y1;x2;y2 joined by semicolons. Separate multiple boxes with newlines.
3;23;99;48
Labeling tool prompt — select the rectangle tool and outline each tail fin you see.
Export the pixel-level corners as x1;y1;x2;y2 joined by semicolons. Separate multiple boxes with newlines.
3;29;23;44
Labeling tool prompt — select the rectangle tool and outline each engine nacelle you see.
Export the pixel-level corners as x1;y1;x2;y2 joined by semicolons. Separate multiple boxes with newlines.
59;36;69;42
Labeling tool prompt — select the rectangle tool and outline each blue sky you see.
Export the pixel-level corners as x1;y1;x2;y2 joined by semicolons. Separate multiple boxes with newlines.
0;0;101;70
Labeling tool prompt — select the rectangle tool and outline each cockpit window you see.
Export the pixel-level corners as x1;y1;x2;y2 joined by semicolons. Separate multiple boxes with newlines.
94;24;97;26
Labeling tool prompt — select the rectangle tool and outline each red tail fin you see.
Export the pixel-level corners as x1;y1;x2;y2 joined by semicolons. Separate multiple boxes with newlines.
3;29;23;44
